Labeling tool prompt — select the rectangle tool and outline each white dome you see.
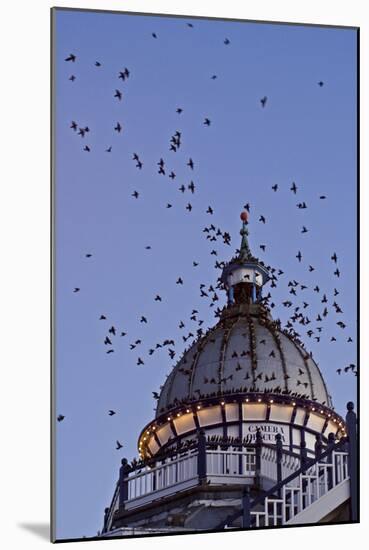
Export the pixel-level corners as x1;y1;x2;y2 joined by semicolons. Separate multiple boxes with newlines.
156;303;331;417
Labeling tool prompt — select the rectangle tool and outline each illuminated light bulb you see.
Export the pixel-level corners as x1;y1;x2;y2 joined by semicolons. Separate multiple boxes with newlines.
143;437;146;441
153;426;156;430
221;401;225;406
292;402;296;406
257;398;262;403
312;407;315;411
197;405;201;410
320;410;323;414
146;431;150;435
328;414;331;417
177;413;181;417
167;417;171;421
270;399;274;403
245;398;249;402
186;409;190;413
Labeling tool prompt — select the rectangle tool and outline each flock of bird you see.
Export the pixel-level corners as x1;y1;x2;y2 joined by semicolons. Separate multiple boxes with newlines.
58;21;356;461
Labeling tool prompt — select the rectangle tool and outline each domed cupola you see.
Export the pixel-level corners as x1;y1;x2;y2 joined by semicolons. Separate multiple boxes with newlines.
137;212;345;461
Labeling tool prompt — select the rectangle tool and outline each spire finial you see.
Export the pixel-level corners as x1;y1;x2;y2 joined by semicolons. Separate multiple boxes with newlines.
239;211;251;261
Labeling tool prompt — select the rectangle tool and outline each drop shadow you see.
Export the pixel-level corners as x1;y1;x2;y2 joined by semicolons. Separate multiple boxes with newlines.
18;522;50;541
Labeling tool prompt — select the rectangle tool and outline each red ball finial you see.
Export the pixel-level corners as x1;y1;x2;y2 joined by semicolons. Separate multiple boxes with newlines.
240;211;248;223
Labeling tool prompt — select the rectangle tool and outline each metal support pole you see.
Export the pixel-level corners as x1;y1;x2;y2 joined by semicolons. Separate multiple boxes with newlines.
242;486;251;528
197;429;207;484
255;428;262;488
276;433;283;497
118;458;130;509
326;432;335;490
346;401;358;522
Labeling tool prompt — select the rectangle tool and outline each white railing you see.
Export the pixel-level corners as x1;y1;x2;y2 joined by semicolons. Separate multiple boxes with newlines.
127;449;198;501
251;450;349;527
207;447;256;477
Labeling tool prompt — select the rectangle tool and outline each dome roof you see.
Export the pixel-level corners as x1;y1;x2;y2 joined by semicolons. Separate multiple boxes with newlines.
156;303;332;416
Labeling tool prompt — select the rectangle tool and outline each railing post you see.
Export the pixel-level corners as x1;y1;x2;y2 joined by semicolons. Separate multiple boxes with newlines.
276;433;283;497
326;432;335;489
300;439;308;474
314;434;323;459
255;428;262;488
118;458;131;509
346;401;358;522
197;429;207;484
242;485;251;528
102;507;110;533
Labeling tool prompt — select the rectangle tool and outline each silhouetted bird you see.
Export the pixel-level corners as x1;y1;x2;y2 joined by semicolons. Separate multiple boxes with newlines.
204;118;211;126
272;184;278;192
176;107;183;114
69;75;76;81
114;122;122;133
95;61;101;67
57;415;65;422
318;81;324;87
73;288;80;293
99;315;106;320
132;191;139;198
108;410;116;416
187;158;194;170
296;251;302;262
224;38;230;45
290;182;297;194
260;96;267;108
65;53;76;62
140;316;147;323
114;89;122;100
116;440;123;450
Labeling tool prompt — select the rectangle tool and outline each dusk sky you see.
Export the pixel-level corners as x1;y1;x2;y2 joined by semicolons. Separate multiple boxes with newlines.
53;8;357;540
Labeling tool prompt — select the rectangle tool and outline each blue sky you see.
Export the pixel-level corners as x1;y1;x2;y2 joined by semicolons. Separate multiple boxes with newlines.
53;9;357;540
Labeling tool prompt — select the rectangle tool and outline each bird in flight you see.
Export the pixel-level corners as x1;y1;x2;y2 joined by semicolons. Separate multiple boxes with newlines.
204;118;211;126
259;215;266;224
176;107;183;114
290;182;298;194
114;122;122;133
116;440;123;450
260;96;267;108
140;316;147;323
296;251;302;262
224;38;230;45
186;203;192;212
104;336;112;345
187;158;194;170
109;326;116;335
114;89;122;100
108;410;116;416
105;146;112;153
57;415;65;422
319;195;327;199
73;288;80;293
95;61;101;67
69;75;76;81
83;145;90;152
99;315;106;320
318;81;324;87
152;33;157;39
211;75;217;80
301;226;308;233
65;53;76;62
176;277;184;285
331;252;338;263
70;121;77;131
132;191;139;199
272;184;278;192
207;206;214;215
188;181;195;194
